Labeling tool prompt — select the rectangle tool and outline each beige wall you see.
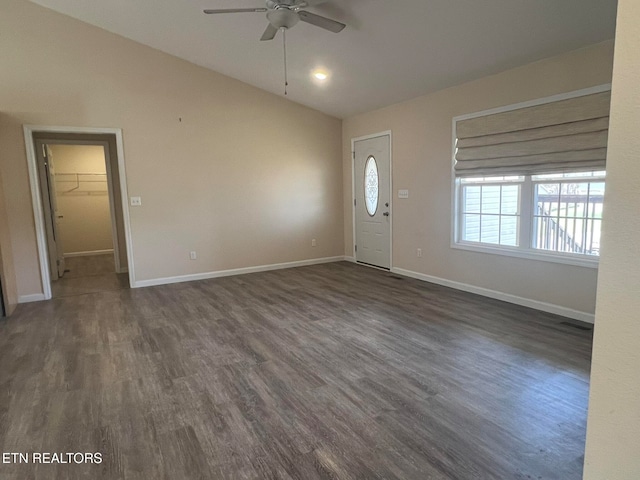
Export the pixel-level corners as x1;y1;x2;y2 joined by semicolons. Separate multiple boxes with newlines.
584;0;640;477
343;41;614;316
49;144;114;255
0;0;343;298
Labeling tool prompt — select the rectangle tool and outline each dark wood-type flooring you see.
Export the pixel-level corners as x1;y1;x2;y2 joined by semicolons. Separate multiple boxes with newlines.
0;262;592;479
51;254;129;299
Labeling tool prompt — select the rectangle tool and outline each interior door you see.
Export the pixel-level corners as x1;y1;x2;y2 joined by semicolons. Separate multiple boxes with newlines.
354;134;391;269
37;142;66;280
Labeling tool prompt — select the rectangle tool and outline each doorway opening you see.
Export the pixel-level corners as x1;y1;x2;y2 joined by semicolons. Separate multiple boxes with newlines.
25;128;134;299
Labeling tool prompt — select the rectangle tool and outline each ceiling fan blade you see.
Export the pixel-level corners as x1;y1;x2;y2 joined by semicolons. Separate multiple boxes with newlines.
260;23;279;41
203;8;267;14
297;10;345;33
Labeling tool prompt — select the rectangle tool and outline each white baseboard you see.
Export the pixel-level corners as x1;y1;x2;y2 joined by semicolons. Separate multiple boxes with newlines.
134;256;346;288
391;267;595;324
18;293;46;303
344;256;356;263
64;249;114;258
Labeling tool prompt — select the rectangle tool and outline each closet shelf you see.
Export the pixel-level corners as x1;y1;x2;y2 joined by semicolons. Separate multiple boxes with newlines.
54;172;108;195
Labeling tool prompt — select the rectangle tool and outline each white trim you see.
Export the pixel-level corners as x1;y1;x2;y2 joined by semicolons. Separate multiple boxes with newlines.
23;125;135;299
450;84;611;268
391;267;595;323
18;293;46;303
351;143;356;259
343;256;356;263
64;249;114;258
23;128;52;300
451;242;599;269
452;84;612;124
351;130;393;268
134;256;346;288
389;133;394;270
451;117;459;247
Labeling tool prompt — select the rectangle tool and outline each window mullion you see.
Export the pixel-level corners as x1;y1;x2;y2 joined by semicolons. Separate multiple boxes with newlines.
498;187;502;244
456;179;462;243
585;182;592;254
479;186;483;242
520;176;533;249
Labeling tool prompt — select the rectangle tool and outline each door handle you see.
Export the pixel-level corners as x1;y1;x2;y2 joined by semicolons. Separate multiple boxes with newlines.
383;212;389;217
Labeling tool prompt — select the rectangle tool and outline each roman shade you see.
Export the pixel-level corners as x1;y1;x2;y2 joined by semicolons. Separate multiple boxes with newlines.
454;91;611;176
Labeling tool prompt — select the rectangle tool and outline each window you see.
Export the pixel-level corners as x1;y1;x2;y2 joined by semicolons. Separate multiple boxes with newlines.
456;171;605;264
452;87;611;267
460;176;522;247
532;172;605;256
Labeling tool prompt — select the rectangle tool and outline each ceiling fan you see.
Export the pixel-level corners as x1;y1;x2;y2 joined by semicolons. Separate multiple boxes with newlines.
203;0;346;41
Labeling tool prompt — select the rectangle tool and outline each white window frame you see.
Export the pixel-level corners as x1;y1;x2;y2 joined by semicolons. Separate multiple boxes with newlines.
457;175;525;251
450;84;611;269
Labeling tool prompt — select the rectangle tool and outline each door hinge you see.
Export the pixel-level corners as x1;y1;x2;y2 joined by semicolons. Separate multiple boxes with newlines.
352;151;355;160
355;245;357;252
354;198;356;207
56;259;61;266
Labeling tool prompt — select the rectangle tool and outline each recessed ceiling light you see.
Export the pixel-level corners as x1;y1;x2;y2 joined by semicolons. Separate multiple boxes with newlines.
313;71;328;81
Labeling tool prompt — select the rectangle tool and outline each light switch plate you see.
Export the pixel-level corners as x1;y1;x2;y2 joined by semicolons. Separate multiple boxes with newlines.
130;196;142;206
398;189;409;199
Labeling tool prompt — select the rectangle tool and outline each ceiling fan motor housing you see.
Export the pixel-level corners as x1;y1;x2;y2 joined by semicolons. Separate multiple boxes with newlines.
266;0;300;9
267;8;300;29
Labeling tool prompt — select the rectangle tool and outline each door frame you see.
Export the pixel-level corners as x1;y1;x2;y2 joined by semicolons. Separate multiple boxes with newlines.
351;131;392;269
23;125;135;300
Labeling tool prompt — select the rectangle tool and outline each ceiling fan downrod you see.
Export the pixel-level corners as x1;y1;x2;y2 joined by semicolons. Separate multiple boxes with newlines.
282;27;288;95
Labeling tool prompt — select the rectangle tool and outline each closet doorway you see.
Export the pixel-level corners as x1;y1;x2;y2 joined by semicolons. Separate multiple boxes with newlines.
26;129;133;299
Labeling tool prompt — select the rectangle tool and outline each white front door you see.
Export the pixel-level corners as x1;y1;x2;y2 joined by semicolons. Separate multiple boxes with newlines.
354;134;391;269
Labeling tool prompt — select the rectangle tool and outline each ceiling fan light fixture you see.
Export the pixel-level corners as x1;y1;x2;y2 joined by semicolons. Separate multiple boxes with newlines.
267;9;300;29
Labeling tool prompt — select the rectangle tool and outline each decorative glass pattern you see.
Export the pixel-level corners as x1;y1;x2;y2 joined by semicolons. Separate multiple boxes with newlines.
364;156;379;216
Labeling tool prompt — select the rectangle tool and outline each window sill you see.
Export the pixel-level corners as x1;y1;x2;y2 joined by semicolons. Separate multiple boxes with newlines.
451;242;599;269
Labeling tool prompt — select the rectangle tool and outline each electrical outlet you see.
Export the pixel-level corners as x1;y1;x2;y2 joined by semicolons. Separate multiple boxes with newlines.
190;251;197;260
311;239;317;247
417;248;422;257
130;196;142;206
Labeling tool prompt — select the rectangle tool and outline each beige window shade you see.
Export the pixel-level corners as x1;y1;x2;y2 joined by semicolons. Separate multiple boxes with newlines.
454;91;611;176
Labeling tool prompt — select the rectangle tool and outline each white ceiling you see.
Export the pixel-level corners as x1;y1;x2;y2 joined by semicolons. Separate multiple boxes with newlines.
30;0;617;118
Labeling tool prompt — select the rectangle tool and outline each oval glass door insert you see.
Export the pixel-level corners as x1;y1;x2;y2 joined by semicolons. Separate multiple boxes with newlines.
364;156;379;216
